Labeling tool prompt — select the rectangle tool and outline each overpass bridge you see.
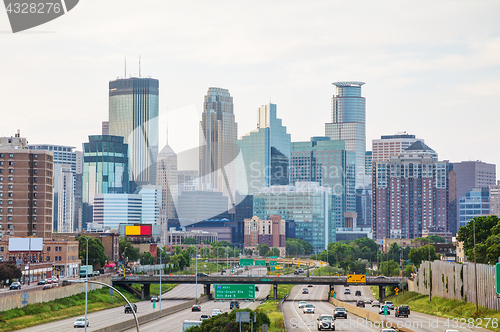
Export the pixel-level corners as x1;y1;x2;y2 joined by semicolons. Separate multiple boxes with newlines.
112;275;404;301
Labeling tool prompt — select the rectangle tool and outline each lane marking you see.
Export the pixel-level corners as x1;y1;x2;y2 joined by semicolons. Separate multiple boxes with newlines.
290;285;313;332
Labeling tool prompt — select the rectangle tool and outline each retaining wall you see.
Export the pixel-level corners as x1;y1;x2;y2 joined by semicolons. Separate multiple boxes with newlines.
414;261;500;310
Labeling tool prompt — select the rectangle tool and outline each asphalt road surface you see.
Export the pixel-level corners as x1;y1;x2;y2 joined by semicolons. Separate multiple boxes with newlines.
335;284;493;332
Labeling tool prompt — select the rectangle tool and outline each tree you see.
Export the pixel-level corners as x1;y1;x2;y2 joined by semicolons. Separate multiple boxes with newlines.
408;245;439;267
118;237;140;264
378;260;400;276
257;244;270;257
140;252;155;265
183;237;198;245
457;215;500;264
245;248;253;256
0;264;22;283
388;243;401;262
79;236;108;268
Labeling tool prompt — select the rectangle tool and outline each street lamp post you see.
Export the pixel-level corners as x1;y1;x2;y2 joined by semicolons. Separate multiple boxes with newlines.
195;251;198;302
474;219;478;313
84;237;90;332
159;246;162;311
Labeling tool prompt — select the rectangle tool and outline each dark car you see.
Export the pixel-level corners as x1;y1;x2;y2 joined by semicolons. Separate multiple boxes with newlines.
355;290;361;296
151;296;159;302
61;280;71;287
230;300;240;309
356;300;365;307
395;305;410;318
317;314;335;331
10;282;21;290
255;286;259;291
307;284;313;287
294;270;300;275
334;307;347;319
124;304;137;313
192;305;201;312
196;273;208;277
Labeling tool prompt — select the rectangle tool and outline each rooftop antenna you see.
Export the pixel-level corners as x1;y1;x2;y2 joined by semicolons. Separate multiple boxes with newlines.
139;55;141;78
124;56;127;78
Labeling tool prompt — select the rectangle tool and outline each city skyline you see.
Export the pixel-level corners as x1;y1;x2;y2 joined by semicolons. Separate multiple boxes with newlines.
0;1;499;177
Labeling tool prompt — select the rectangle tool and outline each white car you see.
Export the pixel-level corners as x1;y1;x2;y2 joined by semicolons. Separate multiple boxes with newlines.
384;301;394;310
212;309;222;316
364;298;371;304
303;304;315;314
298;301;307;308
344;288;350;294
372;300;380;307
73;318;89;328
200;314;211;321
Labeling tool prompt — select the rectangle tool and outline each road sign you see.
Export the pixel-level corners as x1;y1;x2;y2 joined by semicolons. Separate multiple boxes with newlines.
214;284;255;299
269;256;279;258
330;290;335;296
262;278;271;282
255;260;266;266
320;262;323;267
236;311;251;322
395;287;399;295
108;289;114;295
21;300;28;305
347;274;366;283
240;259;253;266
383;307;388;315
20;292;29;300
270;267;275;271
269;261;277;266
262;324;268;332
152;302;156;309
496;262;500;294
298;262;301;267
275;265;281;270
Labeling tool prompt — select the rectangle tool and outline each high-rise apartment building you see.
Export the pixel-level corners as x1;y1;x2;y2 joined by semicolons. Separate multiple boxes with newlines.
199;87;237;206
157;144;178;221
74;151;83;230
373;143;453;240
290;137;355;227
82;135;129;228
459;188;490;228
0;133;53;239
253;182;335;253
236;103;291;194
365;151;372;175
109;77;159;190
452;161;496;233
29;144;77;232
325;82;367;187
371;132;424;162
244;215;285;250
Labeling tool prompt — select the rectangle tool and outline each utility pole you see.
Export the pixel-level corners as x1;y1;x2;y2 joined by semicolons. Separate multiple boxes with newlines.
474;219;478;313
428;237;431;302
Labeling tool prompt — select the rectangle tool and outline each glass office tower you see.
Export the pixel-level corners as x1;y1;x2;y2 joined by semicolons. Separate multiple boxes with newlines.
82;135;129;228
325;82;366;188
236;103;291;194
199;87;237;206
109;77;159;191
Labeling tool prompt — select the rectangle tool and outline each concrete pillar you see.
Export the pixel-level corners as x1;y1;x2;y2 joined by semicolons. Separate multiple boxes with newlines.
379;286;385;301
141;283;151;300
273;284;278;299
204;284;212;300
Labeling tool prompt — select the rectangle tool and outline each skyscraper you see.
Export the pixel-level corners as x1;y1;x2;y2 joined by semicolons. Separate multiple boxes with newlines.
82;135;129;228
325;82;367;188
236;103;291;194
373;143;452;240
199;87;237;206
109;77;159;190
157;144;178;221
57;166;74;233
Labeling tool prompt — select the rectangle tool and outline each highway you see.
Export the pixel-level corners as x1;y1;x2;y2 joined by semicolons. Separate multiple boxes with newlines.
282;284;381;332
334;284;493;332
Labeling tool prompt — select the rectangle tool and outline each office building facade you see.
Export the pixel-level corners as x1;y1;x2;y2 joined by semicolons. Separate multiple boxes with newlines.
236;103;291;194
290;137;355;227
0;138;53;239
325;81;367;187
458;187;490;228
176;191;229;226
373;144;452;240
253;182;335;253
82;135;129;228
490;184;500;217
92;193;142;229
109;77;159;189
138;185;162;224
199;87;237;206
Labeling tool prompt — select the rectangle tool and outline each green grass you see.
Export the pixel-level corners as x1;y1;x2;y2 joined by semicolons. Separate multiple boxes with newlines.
256;300;285;332
381;291;500;332
130;283;177;295
0;286;140;332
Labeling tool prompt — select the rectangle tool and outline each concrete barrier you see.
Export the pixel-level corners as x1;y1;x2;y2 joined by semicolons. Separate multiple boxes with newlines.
93;295;209;332
329;297;416;332
0;275;112;312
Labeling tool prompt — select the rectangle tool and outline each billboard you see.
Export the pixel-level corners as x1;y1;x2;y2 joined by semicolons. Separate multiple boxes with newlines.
125;225;152;236
8;238;43;251
347;274;366;283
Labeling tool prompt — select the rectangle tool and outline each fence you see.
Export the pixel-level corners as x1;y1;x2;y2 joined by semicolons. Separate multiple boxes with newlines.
414;260;500;310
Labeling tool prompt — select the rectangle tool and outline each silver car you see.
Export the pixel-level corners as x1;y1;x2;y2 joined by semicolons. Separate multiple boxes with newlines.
303;304;315;314
73;318;89;328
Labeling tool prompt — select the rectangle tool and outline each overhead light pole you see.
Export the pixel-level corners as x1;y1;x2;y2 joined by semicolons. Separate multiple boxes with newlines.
84;236;90;332
428;236;431;301
474;218;478;313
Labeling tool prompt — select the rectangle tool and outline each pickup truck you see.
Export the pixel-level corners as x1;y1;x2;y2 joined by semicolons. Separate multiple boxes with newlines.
395;304;410;317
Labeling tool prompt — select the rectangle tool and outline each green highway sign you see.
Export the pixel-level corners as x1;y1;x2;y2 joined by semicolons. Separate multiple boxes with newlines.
255;260;266;266
269;261;277;266
496;262;500;294
240;259;254;266
214;284;255;299
269;256;279;258
262;278;271;282
270;267;275;271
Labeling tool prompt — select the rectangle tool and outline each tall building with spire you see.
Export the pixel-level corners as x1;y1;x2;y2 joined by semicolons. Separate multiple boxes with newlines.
108;77;159;191
199;87;237;207
325;82;367;188
157;144;178;221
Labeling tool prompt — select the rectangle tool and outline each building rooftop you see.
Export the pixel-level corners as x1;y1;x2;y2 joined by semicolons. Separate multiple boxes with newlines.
405;141;435;152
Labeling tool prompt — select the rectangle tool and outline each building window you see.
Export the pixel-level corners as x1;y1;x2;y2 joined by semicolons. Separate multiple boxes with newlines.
33;201;36;205
33;216;36;221
47;247;50;252
8;185;12;189
8;169;13;174
34;154;37;159
8;161;13;166
33;170;37;174
8;177;13;181
33;224;36;229
7;216;12;221
33;185;36;190
0;170;3;174
8;193;12;197
9;154;13;158
8;208;12;213
0;177;3;181
33;193;37;198
8;201;12;205
33;208;36;213
33;177;37;182
33;162;37;167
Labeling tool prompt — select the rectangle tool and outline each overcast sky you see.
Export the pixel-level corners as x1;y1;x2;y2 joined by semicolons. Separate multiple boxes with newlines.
1;0;499;175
